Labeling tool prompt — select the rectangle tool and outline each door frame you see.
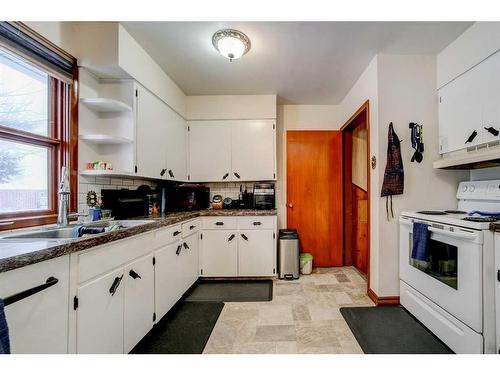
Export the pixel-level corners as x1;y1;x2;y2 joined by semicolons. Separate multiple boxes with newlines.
340;100;371;291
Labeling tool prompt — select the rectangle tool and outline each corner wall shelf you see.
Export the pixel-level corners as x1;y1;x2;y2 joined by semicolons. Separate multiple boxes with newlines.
80;98;133;113
79;134;133;145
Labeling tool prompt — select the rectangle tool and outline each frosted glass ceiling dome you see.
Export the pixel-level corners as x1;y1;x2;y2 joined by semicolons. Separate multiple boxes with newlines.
212;29;251;62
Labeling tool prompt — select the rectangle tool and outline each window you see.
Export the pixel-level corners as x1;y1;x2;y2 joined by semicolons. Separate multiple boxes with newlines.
0;26;77;230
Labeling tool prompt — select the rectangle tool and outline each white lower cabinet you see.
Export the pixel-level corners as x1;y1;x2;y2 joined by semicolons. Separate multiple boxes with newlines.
77;268;125;354
124;254;154;353
238;230;275;276
0;256;70;354
200;216;277;277
201;230;238;277
154;241;184;320
181;231;200;291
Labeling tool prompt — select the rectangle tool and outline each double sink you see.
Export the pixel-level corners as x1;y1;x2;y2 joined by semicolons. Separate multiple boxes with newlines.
1;220;155;240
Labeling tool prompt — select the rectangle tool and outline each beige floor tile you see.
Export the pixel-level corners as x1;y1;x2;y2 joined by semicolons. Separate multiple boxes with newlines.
254;325;296;342
275;341;298;354
232;342;277;354
308;304;343;321
333;291;354;305
292;304;311;321
258;304;294;325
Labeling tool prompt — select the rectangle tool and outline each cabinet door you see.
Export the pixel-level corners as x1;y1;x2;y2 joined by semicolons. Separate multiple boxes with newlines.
136;85;168;179
154;241;184;320
188;121;232;182
231;120;275;181
77;268;125;354
238;230;275;276
201;230;238;276
166;109;187;181
124;254;154;353
181;232;200;291
481;51;500;144
438;66;482;153
0;256;70;354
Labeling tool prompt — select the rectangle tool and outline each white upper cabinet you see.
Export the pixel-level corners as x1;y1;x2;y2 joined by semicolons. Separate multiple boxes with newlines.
188;120;276;182
439;50;500;154
189;121;232;182
165;109;188;181
231;120;276;181
135;84;168;179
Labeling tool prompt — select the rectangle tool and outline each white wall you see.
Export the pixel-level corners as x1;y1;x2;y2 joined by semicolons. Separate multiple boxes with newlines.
376;54;468;296
24;22;80;58
186;95;276;120
437;22;500;88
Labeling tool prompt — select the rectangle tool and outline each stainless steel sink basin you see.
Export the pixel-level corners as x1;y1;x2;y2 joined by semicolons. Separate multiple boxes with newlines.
1;220;155;240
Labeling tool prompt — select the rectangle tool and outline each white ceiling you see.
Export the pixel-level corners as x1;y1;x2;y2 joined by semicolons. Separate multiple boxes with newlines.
122;22;472;104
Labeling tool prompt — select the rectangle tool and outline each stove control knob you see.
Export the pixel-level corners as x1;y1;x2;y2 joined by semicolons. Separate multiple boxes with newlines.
469;185;476;192
462;185;468;192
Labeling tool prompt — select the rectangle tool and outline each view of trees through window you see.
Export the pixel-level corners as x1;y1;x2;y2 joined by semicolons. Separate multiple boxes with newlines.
0;47;50;213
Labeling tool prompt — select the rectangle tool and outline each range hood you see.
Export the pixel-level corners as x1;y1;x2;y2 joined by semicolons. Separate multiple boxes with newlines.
433;143;500;170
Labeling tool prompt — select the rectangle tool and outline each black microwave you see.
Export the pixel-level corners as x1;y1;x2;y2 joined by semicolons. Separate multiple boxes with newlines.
163;183;210;212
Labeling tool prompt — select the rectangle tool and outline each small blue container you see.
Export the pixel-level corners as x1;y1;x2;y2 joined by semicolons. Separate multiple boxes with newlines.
89;208;101;222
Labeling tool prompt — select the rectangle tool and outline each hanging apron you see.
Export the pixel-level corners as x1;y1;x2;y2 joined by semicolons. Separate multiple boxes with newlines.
381;122;404;220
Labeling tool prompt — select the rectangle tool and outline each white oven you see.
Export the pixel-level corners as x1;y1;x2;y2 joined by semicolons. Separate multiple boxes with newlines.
400;216;483;332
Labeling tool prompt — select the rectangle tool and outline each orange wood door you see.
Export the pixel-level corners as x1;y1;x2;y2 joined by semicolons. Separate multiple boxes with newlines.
287;131;343;267
352;185;368;274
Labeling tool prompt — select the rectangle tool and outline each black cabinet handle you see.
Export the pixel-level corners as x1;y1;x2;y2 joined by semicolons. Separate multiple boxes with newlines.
485;127;499;136
465;130;478;144
253;221;262;226
160;168;166;176
189;225;195;230
168;169;174;178
228;234;235;241
234;172;241;179
173;230;181;236
497;270;500;282
129;270;141;280
222;173;229;180
241;233;248;241
176;244;182;255
109;275;124;296
3;277;59;307
183;242;190;250
215;221;224;226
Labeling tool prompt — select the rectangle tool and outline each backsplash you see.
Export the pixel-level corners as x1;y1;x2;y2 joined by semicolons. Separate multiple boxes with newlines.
77;175;157;214
205;182;256;201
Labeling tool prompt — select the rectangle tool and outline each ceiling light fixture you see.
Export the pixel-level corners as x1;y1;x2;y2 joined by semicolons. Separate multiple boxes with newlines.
212;29;251;62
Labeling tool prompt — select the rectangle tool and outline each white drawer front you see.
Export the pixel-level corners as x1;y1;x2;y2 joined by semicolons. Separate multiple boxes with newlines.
238;216;276;230
153;224;182;247
202;217;237;230
182;219;200;238
78;232;154;284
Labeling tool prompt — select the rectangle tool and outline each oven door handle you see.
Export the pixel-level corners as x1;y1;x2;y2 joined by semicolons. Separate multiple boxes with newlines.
428;226;478;240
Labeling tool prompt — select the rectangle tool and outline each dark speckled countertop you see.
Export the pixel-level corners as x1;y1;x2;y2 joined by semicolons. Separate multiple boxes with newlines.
0;208;277;274
490;223;500;232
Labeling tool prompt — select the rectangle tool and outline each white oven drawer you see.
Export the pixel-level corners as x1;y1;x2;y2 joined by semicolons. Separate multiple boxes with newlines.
400;281;483;354
399;216;483;332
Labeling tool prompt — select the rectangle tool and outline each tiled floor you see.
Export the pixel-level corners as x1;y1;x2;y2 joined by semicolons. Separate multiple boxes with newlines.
203;266;374;354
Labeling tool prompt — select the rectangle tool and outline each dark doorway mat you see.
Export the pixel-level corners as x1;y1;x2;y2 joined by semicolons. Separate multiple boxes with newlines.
184;279;273;302
340;306;454;354
130;301;224;354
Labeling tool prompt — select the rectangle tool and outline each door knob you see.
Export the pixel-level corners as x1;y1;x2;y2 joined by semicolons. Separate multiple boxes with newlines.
288;203;293;208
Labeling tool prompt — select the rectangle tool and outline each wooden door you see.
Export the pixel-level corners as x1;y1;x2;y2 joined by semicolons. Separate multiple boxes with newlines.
231;120;276;181
287;131;343;267
124;254;154;353
188;121;232;182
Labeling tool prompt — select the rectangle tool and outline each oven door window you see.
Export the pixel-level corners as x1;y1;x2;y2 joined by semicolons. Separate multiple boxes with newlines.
409;234;458;289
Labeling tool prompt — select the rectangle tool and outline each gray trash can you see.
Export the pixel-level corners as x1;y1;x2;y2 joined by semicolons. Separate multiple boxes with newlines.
278;229;299;279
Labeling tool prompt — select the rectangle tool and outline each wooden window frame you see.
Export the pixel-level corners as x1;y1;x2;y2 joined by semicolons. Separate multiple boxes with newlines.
0;61;78;231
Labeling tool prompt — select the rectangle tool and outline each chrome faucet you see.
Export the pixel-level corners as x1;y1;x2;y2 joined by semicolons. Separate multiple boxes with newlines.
57;167;86;227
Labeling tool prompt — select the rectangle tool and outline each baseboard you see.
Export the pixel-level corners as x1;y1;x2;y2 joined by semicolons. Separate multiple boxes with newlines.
368;288;400;306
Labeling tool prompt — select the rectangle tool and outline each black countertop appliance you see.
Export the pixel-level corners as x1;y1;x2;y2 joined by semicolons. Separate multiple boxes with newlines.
163;183;210;212
101;186;151;219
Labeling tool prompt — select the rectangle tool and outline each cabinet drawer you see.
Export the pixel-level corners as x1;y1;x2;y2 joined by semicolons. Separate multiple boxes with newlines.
153;224;182;247
78;232;154;284
202;217;237;230
238;216;276;230
182;219;200;238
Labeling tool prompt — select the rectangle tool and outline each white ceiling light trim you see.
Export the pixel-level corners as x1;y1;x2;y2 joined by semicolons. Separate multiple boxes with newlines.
212;29;251;62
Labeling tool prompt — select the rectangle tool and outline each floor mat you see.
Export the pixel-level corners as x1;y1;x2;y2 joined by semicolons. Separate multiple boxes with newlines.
340;306;454;354
184;279;273;302
130;301;224;354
